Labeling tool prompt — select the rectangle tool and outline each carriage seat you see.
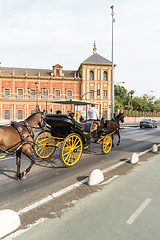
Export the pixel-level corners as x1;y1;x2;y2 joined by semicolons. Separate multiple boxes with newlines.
80;120;97;134
93;120;100;125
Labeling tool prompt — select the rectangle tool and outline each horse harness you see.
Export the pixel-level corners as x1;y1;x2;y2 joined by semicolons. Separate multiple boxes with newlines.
11;120;34;142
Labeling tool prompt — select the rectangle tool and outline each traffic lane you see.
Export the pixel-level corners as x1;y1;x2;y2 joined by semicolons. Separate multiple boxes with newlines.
0;125;159;174
0;128;160;211
13;152;160;240
1;125;159;181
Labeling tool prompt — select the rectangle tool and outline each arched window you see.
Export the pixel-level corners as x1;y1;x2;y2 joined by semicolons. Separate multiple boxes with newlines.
103;71;107;81
89;70;94;80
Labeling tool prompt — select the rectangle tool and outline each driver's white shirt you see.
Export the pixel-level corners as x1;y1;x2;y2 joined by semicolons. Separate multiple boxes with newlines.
88;107;99;120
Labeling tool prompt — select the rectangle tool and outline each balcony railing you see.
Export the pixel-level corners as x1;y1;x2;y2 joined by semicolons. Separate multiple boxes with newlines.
29;95;36;99
17;95;24;99
66;96;72;100
103;96;107;100
3;94;10;99
42;95;49;99
54;96;61;100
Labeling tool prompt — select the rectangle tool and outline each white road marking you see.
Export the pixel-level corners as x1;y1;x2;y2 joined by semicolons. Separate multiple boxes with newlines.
17;196;53;215
126;198;152;225
102;159;130;173
100;175;119;185
17;177;89;216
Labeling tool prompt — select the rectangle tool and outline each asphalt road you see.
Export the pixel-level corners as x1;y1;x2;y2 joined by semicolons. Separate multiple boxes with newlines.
1;125;160;239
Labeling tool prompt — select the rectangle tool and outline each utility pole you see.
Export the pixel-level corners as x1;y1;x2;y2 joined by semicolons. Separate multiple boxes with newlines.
111;5;115;119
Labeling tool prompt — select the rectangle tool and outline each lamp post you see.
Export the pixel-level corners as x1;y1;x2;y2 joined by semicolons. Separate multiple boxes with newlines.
27;82;46;112
115;82;125;86
81;89;100;100
35;81;39;111
144;90;153;117
114;82;125;114
111;5;115;119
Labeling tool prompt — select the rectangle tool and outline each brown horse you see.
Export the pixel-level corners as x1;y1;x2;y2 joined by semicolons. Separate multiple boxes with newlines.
104;113;124;147
0;111;46;179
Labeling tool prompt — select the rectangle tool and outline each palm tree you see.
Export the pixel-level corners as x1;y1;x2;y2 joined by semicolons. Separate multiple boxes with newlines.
128;90;135;106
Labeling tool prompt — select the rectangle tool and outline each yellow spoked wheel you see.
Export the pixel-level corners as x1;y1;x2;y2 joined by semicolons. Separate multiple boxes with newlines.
60;133;83;167
83;143;91;150
102;135;112;154
35;131;56;159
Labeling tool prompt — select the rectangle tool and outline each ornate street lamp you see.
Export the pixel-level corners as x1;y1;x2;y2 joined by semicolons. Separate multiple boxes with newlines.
27;82;47;112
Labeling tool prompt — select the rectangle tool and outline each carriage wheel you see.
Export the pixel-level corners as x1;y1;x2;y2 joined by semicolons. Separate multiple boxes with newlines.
83;143;91;150
102;135;112;154
60;133;83;167
35;131;56;159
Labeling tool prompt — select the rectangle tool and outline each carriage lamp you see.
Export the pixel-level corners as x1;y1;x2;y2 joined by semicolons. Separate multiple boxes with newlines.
35;81;39;88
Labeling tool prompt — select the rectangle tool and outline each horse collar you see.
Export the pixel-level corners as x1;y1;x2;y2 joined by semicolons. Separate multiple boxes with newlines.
11;121;25;142
24;120;34;138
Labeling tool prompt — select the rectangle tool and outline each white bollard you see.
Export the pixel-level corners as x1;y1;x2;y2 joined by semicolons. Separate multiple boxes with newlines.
88;169;104;186
0;209;20;238
130;153;139;164
152;144;158;152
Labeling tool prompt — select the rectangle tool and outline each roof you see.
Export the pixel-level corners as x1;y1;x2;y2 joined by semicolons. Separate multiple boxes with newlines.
0;67;80;78
83;53;112;64
48;100;100;105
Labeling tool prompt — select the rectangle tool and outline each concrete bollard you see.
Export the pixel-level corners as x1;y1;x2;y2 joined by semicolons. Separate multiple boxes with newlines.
0;209;20;238
152;144;158;152
88;169;104;186
130;153;139;164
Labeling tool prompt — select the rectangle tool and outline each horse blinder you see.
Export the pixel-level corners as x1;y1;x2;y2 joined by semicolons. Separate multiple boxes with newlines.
38;114;46;130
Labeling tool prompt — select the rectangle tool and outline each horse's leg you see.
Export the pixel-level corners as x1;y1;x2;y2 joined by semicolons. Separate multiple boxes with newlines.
16;150;21;178
112;134;114;147
23;148;35;176
117;129;120;146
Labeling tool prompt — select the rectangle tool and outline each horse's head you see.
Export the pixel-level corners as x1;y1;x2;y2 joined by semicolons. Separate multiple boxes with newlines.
115;112;124;123
37;110;46;130
119;113;124;123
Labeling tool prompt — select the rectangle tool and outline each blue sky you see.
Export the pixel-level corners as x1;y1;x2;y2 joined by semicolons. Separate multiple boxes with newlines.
0;0;160;99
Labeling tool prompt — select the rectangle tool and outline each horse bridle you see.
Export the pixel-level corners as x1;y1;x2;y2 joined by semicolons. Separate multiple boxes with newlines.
38;112;46;130
24;112;45;138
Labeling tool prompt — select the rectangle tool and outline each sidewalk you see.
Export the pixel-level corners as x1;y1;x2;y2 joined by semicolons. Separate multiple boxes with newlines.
12;153;160;240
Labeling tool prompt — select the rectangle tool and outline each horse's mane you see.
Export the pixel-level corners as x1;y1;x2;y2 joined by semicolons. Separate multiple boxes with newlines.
115;113;121;119
115;112;123;119
26;111;42;121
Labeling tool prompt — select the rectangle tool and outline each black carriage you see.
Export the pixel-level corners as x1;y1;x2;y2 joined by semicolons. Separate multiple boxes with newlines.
34;113;114;167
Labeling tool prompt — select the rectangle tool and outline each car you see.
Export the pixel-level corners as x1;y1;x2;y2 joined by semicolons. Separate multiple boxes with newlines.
139;118;158;128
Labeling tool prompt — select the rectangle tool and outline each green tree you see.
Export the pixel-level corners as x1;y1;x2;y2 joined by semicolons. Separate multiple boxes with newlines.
132;96;144;111
114;85;128;111
143;94;155;113
154;99;160;112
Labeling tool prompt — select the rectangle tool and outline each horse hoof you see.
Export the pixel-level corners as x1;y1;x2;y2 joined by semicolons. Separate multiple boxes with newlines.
20;172;26;180
117;143;119;146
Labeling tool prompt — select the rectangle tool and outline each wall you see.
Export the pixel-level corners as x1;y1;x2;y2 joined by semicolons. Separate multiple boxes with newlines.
124;117;160;123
